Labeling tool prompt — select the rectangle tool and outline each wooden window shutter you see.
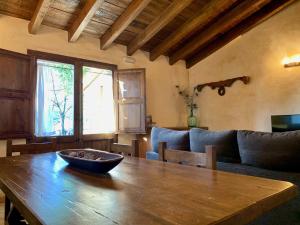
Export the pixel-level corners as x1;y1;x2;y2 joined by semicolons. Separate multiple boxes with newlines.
0;49;32;139
114;69;146;133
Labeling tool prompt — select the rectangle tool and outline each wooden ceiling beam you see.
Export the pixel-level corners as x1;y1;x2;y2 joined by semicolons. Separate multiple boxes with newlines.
127;0;193;56
100;0;151;50
186;0;296;69
149;0;239;61
68;0;104;42
28;0;55;34
169;0;272;65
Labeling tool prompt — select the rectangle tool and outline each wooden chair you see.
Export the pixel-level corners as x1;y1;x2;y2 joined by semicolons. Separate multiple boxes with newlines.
107;139;139;157
6;138;57;157
5;138;57;224
158;142;217;170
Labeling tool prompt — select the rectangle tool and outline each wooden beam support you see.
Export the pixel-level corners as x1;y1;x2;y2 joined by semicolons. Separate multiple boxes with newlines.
68;0;104;42
100;0;151;50
28;0;54;34
149;0;239;61
127;0;193;56
186;0;296;68
169;0;272;65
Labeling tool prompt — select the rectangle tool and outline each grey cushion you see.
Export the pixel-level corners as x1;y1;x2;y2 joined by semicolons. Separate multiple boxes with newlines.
146;151;159;160
238;130;300;171
217;162;300;225
151;127;190;153
189;128;240;163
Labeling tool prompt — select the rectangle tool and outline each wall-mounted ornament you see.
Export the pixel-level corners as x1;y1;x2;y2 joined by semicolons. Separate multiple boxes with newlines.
194;76;250;96
123;56;136;64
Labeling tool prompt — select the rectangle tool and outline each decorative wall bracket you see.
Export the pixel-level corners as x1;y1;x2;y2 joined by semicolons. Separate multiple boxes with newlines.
194;76;250;96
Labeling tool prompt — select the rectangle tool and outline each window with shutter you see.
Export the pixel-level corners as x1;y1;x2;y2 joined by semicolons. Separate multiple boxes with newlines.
114;69;146;133
0;50;148;140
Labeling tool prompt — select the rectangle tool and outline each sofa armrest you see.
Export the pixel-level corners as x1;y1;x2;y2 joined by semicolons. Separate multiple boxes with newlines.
158;142;217;169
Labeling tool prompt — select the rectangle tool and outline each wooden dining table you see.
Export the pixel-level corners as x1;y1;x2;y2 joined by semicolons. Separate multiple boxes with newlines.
0;152;297;225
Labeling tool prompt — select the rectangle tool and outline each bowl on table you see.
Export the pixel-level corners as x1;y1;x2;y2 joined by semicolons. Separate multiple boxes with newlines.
57;149;124;173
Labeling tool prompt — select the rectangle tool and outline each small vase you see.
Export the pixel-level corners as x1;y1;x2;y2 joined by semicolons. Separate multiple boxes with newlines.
188;115;197;128
188;108;197;128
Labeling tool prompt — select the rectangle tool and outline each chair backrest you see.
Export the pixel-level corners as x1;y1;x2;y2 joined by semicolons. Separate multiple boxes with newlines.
107;139;139;157
6;138;57;157
158;142;216;170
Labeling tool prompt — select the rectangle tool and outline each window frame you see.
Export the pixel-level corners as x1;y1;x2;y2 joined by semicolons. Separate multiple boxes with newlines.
28;50;117;142
79;60;116;141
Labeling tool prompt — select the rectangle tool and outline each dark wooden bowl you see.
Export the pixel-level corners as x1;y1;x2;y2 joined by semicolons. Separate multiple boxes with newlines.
57;149;124;173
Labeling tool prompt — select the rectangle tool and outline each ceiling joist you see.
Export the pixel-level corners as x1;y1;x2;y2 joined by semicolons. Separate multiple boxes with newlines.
4;0;295;68
68;0;104;42
149;0;239;61
127;0;193;56
169;0;272;65
186;0;297;68
28;0;55;34
100;0;151;50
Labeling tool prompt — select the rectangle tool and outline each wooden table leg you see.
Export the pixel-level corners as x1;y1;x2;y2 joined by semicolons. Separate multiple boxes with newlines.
4;196;27;225
7;207;27;225
4;196;10;221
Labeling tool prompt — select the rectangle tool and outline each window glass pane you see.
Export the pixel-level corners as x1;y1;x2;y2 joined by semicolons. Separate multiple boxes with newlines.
35;60;74;137
83;66;115;134
118;72;142;98
119;104;141;131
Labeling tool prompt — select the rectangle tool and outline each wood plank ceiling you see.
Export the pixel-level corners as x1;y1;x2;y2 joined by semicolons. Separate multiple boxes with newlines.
0;0;296;68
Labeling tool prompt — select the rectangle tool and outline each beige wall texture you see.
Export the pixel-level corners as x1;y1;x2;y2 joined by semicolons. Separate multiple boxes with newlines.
188;1;300;132
0;15;189;155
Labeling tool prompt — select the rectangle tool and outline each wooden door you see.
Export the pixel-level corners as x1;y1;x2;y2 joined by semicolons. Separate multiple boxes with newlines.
0;49;32;139
114;69;146;133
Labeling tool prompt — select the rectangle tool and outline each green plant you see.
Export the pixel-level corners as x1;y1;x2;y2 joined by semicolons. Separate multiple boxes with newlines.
175;85;198;116
50;64;74;135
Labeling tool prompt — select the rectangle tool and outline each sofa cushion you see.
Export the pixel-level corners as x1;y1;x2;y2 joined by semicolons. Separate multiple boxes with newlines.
189;128;240;163
151;127;190;153
217;161;300;225
238;130;300;171
146;151;159;160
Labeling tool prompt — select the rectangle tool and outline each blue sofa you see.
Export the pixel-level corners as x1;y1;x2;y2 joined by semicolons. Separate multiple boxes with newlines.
146;127;300;225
